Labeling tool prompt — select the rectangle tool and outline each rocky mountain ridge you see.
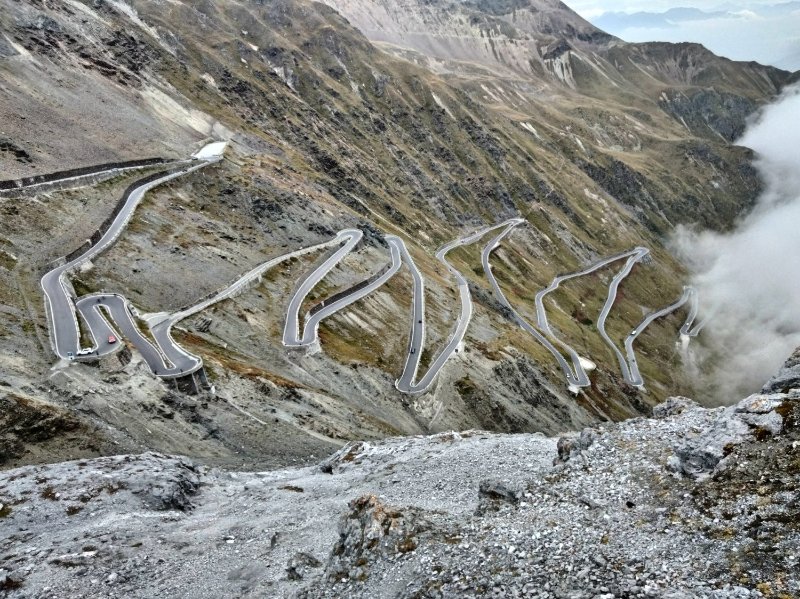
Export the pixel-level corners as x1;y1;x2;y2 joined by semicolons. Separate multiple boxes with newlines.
1;350;798;598
319;0;795;103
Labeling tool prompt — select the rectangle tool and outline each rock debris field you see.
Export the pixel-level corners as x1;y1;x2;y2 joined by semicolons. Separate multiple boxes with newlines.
1;384;798;598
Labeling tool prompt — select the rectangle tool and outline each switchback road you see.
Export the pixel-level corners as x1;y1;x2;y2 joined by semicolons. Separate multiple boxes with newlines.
41;144;225;377
42;157;697;392
535;247;650;387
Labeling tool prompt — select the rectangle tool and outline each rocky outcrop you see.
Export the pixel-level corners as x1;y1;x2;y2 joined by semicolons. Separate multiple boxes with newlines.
553;427;598;465
325;495;429;582
667;392;792;479
652;396;699;418
659;88;756;142
475;479;522;513
0;0;797;505
0;139;31;165
0;370;800;599
762;346;800;393
0;392;117;469
2;378;798;598
0;452;201;514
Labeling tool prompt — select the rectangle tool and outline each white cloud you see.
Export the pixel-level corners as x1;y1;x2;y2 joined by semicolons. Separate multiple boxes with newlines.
730;8;762;19
586;5;800;69
672;85;800;401
567;0;792;17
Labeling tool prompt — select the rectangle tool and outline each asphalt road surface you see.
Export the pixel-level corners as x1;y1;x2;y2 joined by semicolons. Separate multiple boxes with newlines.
396;220;528;394
595;247;651;385
41;145;224;377
624;286;697;387
283;230;366;347
479;219;588;388
43;166;698;391
535;247;650;387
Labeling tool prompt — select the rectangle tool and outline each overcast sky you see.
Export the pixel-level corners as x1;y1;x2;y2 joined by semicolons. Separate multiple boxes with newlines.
568;1;800;70
569;0;791;18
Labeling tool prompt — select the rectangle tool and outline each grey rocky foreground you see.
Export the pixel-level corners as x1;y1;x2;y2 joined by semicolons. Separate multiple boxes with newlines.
1;390;798;598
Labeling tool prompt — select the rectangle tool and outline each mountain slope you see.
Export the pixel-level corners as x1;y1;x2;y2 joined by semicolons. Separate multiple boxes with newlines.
320;0;795;131
0;0;796;470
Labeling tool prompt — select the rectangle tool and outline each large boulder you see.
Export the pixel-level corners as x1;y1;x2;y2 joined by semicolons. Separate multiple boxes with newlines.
553;427;598;465
476;479;522;515
653;396;699;419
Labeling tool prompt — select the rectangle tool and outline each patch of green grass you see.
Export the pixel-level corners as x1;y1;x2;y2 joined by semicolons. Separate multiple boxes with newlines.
71;277;95;298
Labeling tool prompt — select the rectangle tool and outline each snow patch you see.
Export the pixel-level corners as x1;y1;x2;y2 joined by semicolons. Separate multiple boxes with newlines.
106;0;165;48
200;73;217;88
270;65;296;90
519;122;542;140
193;141;227;160
63;0;111;24
1;249;18;261
431;93;455;119
480;84;502;103
6;37;32;58
584;188;608;208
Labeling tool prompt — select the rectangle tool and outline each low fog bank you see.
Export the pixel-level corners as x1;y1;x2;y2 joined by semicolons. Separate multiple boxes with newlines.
673;84;800;402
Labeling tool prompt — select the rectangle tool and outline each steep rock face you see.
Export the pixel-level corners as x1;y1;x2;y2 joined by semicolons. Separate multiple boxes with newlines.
321;0;796;140
316;0;613;80
659;87;756;141
664;392;788;479
325;494;429;582
0;391;121;469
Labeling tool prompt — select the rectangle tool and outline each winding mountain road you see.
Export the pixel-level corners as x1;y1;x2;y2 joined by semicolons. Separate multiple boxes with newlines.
41;144;225;377
480;219;586;388
624;286;698;387
395;220;526;393
41;153;698;392
534;247;650;386
279;220;525;394
595;247;651;385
